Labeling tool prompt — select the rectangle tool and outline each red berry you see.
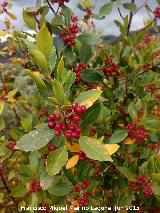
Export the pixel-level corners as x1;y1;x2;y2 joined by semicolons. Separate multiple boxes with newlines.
55;130;61;137
54;114;61;120
72;115;81;123
48;121;55;129
48;144;56;152
7;141;16;151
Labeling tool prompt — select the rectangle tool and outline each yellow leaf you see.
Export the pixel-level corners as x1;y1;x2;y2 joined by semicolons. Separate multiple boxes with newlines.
66;155;79;169
69;200;79;213
6;12;17;20
65;143;81;153
33;71;41;78
0;101;4;114
104;144;120;155
124;138;136;145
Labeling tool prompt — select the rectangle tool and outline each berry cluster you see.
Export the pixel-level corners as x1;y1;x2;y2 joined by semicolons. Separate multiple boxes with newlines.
154;7;160;18
129;176;153;197
51;0;69;7
148;143;158;150
0;1;8;8
6;141;16;151
136;33;151;49
60;21;80;46
48;103;86;140
73;63;86;83
89;128;97;136
74;180;93;207
29;181;41;193
102;57;120;79
125;123;149;144
144;83;157;93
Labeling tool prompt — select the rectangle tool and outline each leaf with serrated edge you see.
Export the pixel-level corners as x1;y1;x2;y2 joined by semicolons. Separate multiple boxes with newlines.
75;89;102;108
15;129;54;152
80;136;113;162
47;147;68;176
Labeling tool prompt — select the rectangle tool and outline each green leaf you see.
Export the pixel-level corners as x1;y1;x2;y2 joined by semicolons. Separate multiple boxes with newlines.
23;39;37;51
77;161;90;182
123;3;137;12
23;9;36;30
26;69;48;97
57;57;64;81
128;102;138;122
143;119;160;130
30;50;49;73
65;70;76;91
63;168;76;184
48;182;73;196
99;3;113;17
10;186;27;198
156;0;160;5
77;32;102;46
49;47;57;71
36;25;53;59
15;129;54;152
80;136;113;162
116;191;132;206
0;118;5;131
85;180;97;192
110;129;128;144
116;166;136;181
53;79;68;105
80;69;104;83
29;151;40;171
21;113;32;131
47;147;68;176
61;6;72;26
80;103;101;129
40;171;54;190
75;89;102;108
79;44;92;63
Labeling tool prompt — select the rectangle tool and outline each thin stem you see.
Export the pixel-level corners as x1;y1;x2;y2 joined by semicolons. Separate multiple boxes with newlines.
46;0;56;14
0;168;18;207
127;0;135;36
118;7;124;21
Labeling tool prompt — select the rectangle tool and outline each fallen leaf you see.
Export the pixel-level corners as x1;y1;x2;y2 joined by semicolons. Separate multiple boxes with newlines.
104;144;120;155
124;138;136;145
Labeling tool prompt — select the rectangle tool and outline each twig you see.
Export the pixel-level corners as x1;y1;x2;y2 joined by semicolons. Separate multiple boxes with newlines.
0;168;18;207
127;0;135;36
118;7;124;21
46;0;56;14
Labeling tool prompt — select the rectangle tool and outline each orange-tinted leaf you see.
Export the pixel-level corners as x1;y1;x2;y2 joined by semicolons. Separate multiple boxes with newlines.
65;143;81;153
124;138;136;145
66;155;79;169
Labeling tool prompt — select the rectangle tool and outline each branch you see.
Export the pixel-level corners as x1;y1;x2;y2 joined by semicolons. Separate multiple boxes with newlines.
46;0;56;14
127;0;135;35
0;168;18;207
118;7;124;21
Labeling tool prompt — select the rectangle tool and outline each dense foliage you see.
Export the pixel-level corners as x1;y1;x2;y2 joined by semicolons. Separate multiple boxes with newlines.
1;0;160;212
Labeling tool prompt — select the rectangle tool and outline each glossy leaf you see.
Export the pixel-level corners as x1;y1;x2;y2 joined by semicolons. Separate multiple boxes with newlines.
15;129;54;152
80;136;113;162
47;147;68;176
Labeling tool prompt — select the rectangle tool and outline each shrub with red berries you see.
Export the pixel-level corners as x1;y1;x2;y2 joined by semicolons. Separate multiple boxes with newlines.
2;0;160;212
